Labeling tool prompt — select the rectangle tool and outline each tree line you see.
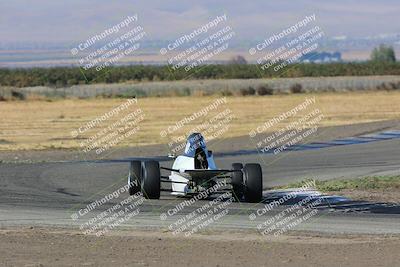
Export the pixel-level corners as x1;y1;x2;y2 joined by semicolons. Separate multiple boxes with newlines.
1;61;400;88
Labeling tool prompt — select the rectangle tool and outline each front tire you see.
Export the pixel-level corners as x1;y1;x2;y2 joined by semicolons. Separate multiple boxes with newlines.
141;161;161;199
243;163;263;203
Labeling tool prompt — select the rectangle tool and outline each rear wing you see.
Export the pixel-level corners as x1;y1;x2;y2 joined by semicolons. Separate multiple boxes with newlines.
160;167;240;180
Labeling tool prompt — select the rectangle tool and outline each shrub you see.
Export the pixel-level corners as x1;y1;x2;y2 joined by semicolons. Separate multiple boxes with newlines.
181;87;191;96
256;85;274;95
239;86;256;96
220;89;233;96
192;90;210;97
290;83;304;94
376;82;398;91
11;90;26;100
115;89;147;98
248;87;256;95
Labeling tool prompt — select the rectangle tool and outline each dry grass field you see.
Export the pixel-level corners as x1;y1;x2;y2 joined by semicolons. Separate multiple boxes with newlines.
0;91;400;151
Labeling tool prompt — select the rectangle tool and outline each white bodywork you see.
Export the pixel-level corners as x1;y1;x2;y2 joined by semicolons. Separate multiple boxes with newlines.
169;153;217;195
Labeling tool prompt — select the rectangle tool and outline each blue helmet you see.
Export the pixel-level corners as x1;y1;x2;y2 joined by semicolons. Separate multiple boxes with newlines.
184;133;207;157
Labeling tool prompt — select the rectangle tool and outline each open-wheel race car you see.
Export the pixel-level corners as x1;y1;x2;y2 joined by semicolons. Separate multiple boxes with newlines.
127;133;263;203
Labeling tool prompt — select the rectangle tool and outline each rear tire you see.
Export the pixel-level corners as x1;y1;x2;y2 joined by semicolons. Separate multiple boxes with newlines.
231;163;244;201
243;163;263;203
128;161;141;196
141;161;160;199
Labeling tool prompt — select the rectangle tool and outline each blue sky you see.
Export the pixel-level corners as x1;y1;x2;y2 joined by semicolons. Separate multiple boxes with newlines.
1;0;399;43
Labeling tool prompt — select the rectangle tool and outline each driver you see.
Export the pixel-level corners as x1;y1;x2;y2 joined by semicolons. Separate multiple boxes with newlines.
184;133;209;169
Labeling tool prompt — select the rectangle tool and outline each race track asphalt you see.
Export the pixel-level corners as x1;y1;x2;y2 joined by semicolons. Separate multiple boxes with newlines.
1;123;399;235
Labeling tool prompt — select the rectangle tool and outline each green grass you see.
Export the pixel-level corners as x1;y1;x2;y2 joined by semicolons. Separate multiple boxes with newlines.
276;176;400;192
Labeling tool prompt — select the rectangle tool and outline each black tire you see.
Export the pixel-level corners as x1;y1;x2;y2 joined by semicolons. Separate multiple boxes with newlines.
231;163;244;201
128;161;141;196
243;163;263;203
141;161;161;199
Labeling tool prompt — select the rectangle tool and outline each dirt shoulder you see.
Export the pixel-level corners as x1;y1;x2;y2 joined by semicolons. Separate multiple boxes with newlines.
1;91;400;152
1;227;399;267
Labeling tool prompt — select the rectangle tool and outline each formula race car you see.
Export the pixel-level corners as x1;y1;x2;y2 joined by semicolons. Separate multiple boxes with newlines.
127;133;263;203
